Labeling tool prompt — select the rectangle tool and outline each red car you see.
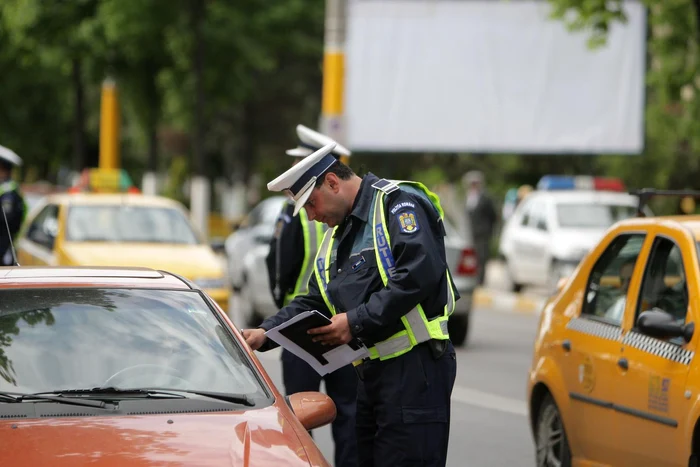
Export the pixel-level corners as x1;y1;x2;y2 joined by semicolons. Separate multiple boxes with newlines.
0;266;335;466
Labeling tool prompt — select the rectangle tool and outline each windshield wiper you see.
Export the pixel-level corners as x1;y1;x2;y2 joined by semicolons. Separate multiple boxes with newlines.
144;388;255;407
0;391;106;408
35;387;187;400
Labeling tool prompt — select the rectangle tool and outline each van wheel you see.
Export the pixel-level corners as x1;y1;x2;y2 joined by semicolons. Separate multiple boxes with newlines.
448;314;469;347
535;394;572;467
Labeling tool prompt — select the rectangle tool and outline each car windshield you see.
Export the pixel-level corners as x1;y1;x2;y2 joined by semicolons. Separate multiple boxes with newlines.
556;203;637;228
66;205;199;244
0;288;267;401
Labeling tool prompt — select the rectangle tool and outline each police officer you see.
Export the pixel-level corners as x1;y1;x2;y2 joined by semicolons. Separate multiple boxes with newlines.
244;143;459;467
0;145;25;266
265;125;358;467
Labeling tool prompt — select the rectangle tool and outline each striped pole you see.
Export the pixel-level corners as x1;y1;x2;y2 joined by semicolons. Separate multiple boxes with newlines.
320;0;349;165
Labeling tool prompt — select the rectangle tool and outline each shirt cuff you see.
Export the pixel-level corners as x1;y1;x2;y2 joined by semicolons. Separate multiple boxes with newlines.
345;307;365;337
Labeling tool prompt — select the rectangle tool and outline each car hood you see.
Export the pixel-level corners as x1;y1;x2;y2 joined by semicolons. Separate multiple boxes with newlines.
0;406;326;467
60;243;225;278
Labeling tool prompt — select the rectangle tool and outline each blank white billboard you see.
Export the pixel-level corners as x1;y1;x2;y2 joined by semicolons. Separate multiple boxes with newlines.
345;0;646;154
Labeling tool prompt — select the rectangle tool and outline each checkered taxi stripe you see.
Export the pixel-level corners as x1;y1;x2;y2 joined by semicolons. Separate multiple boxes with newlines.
622;331;694;365
566;317;695;366
566;317;622;341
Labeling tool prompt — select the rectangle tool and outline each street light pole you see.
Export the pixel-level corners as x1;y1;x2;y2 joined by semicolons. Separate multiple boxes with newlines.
320;0;349;165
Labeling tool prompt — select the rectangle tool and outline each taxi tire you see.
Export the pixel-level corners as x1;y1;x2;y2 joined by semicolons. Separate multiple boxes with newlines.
448;313;469;347
535;394;572;467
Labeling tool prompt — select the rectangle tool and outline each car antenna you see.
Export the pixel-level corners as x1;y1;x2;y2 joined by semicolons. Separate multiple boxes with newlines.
1;204;20;266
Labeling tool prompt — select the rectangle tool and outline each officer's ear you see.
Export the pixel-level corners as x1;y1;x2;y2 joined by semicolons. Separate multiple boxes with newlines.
325;173;341;193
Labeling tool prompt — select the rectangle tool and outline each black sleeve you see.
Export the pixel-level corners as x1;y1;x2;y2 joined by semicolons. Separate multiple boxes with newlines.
257;271;332;351
345;190;447;338
265;203;305;309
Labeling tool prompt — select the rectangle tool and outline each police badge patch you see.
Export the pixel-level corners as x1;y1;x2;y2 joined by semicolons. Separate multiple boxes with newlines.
397;211;419;234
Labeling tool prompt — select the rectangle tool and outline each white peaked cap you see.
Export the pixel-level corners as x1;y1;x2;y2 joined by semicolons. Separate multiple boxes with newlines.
268;142;338;216
285;124;351;158
0;145;22;167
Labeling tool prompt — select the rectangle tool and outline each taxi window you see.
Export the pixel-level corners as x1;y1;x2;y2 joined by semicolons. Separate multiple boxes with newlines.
26;204;59;250
636;238;688;328
66;205;199;244
582;233;645;325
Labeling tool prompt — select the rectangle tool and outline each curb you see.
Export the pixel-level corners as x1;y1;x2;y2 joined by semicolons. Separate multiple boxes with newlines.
473;287;548;315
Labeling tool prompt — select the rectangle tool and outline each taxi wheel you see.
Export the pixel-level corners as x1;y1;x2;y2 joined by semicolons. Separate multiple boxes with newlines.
448;314;469;347
535;394;572;467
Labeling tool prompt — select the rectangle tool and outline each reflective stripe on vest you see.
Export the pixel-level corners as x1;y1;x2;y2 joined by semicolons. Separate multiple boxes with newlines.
312;180;456;362
284;207;325;305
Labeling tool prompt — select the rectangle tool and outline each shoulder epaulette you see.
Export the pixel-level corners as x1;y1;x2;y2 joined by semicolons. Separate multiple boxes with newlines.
371;178;400;195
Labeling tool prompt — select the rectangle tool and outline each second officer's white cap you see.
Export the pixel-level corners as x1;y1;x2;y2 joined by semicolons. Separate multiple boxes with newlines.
285;124;351;159
268;142;338;216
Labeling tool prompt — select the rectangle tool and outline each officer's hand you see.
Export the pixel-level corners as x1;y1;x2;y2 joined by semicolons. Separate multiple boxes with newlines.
242;328;267;351
308;314;352;346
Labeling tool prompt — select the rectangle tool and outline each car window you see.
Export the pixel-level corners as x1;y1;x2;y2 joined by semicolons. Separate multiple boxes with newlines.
556;203;637;228
66;205;199;244
26;204;59;250
582;233;646;325
0;288;268;403
519;198;534;227
261;197;287;226
636;238;688;332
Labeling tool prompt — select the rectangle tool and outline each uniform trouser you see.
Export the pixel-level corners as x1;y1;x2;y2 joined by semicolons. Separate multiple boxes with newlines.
281;349;358;467
355;341;457;467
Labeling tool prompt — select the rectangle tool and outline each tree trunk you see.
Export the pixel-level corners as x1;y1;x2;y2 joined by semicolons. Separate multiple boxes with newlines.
190;0;206;176
71;58;86;171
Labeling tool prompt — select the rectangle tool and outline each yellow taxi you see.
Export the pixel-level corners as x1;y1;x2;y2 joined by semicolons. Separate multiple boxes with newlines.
14;168;230;312
528;192;700;467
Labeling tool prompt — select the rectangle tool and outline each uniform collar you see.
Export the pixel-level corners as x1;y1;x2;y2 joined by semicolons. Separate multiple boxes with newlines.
348;172;380;223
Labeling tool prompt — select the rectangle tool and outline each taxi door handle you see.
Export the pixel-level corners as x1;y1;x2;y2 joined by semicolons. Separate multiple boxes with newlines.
618;357;629;370
562;340;571;352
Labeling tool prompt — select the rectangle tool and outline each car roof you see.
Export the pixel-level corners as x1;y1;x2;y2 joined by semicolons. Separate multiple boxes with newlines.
610;215;700;241
46;193;186;209
0;266;194;290
526;190;639;204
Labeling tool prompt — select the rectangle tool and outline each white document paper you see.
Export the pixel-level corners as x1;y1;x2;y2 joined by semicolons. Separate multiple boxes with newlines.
264;310;370;376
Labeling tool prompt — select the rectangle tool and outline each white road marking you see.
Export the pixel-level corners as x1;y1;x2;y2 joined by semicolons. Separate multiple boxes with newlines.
450;385;527;417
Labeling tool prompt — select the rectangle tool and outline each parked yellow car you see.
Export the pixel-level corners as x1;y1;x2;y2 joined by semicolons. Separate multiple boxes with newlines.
528;208;700;466
14;169;229;312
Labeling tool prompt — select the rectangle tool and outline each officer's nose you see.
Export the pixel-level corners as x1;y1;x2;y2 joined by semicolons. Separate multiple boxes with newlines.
304;204;316;221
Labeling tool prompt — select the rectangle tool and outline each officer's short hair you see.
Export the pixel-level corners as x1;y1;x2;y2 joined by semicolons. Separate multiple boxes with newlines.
0;161;12;172
315;161;355;187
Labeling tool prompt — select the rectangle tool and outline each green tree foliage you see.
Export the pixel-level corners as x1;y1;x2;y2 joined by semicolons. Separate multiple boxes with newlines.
547;0;700;190
0;0;325;202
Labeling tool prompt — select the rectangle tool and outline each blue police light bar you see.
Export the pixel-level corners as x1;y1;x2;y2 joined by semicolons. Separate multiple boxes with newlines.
537;175;576;190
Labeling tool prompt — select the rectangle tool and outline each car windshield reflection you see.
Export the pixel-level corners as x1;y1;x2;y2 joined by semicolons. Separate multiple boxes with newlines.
66;205;200;244
0;288;266;404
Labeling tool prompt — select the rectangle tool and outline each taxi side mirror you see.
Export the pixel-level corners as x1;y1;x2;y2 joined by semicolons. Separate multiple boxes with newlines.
287;391;336;431
637;308;694;343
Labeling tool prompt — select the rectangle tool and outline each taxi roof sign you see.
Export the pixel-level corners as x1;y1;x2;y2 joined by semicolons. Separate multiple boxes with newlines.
70;168;140;194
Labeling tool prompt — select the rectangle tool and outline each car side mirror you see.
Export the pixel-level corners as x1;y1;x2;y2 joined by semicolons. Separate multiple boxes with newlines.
637;308;694;343
287;391;336;431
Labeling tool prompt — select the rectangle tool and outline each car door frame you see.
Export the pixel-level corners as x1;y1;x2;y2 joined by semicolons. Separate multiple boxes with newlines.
613;225;698;467
558;228;650;463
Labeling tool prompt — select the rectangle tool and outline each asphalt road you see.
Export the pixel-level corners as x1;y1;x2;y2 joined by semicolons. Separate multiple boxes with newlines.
231;296;541;467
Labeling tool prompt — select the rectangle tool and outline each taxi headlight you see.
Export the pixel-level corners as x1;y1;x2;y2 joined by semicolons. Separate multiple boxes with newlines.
194;277;226;290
